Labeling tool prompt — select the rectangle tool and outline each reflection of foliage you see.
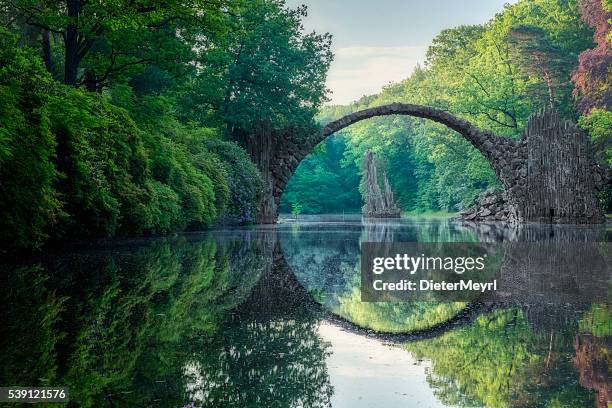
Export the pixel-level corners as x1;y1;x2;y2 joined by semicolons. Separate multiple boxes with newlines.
184;317;333;407
574;302;611;408
405;308;597;408
0;266;67;389
282;218;480;303
281;224;360;298
282;218;483;332
0;233;272;406
579;303;612;337
572;333;611;408
362;218;479;244
334;286;465;333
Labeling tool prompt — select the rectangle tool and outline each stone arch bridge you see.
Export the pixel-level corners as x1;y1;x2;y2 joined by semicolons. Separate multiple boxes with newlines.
245;104;611;224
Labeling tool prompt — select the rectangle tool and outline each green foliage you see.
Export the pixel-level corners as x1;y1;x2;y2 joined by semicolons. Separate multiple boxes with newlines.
335;288;466;333
311;0;600;214
405;309;597;408
1;0;332;250
0;34;263;250
0;233;273;406
280;135;362;214
291;202;303;217
179;0;333;133
579;303;612;336
202;138;263;224
49;88;149;237
3;0;228;87
0;29;62;250
579;108;612;165
579;109;612;211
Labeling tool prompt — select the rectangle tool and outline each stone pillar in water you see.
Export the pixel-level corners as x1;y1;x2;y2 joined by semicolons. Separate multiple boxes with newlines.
362;150;400;218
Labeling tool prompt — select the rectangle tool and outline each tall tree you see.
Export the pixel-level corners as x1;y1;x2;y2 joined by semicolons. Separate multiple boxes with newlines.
180;0;333;134
508;24;574;109
4;0;230;89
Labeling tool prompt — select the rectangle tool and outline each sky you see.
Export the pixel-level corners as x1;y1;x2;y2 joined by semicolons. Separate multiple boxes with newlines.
284;0;516;105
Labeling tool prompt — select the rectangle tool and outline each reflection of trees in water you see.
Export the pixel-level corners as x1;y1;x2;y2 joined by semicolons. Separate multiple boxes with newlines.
280;219;610;408
0;232;279;407
280;218;481;333
573;334;611;408
573;304;612;408
405;308;601;408
362;218;398;242
281;219;481;308
280;223;361;299
362;218;479;243
398;223;610;408
184;316;332;408
333;288;466;333
3;220;607;407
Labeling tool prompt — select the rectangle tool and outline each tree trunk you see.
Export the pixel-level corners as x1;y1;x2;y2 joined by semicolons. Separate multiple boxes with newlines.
64;0;80;86
84;71;99;92
543;70;555;108
41;28;53;74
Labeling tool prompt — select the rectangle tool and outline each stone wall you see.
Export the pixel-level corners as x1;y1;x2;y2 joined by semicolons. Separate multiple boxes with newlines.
458;109;610;224
456;188;512;222
242;122;321;223
522;109;603;223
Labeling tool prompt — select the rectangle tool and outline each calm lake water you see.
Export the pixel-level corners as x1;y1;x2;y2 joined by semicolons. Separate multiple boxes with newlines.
1;215;610;408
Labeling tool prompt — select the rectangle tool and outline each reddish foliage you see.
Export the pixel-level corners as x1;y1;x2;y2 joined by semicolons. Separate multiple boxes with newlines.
572;0;612;112
573;334;611;408
579;0;610;46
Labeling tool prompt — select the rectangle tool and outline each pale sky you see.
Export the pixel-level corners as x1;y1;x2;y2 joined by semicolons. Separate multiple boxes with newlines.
285;0;516;105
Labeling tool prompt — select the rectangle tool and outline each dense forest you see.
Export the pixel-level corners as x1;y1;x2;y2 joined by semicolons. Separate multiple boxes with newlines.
0;0;332;251
281;0;611;215
1;0;611;250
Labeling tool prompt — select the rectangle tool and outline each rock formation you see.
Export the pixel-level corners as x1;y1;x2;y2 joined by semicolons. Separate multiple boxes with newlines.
362;150;400;218
456;188;513;222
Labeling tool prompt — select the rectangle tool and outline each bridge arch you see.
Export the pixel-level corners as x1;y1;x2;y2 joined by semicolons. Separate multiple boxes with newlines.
253;104;610;224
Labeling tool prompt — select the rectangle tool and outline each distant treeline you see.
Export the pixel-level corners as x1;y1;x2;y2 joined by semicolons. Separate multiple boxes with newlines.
282;0;611;215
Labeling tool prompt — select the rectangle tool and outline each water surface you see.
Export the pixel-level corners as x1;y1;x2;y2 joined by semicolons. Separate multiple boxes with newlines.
1;215;610;407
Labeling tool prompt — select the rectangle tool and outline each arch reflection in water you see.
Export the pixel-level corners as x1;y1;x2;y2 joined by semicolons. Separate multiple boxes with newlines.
0;217;609;408
278;216;611;408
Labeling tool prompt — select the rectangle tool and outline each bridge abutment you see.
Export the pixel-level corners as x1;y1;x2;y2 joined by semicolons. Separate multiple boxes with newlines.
463;109;607;223
242;122;320;223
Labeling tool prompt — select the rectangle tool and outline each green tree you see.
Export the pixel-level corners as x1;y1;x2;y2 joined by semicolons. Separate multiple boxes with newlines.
310;0;595;215
280;135;362;214
179;0;333;133
0;29;62;249
3;0;229;88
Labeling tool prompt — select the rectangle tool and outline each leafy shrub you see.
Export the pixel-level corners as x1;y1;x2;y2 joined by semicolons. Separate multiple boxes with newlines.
203;138;263;224
579;108;612;166
0;32;263;251
48;89;150;237
0;29;62;250
148;135;217;230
